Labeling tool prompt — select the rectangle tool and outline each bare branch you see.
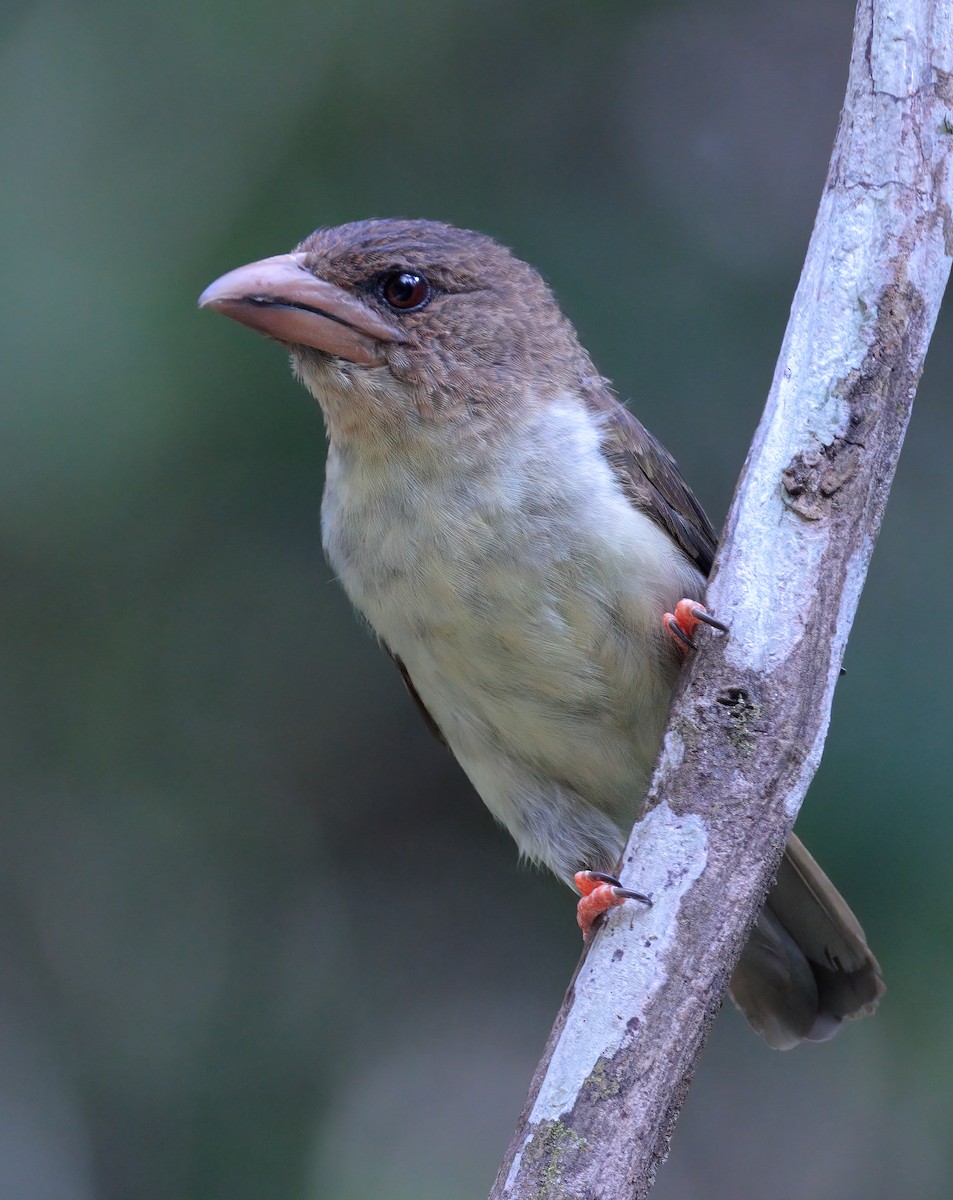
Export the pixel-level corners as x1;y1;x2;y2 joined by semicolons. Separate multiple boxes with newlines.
490;2;953;1197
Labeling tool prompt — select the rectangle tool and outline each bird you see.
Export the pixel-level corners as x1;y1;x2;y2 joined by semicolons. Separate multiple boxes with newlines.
199;218;883;1049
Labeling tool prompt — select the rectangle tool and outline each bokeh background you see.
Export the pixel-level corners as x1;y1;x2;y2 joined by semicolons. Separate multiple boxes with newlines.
3;1;952;1197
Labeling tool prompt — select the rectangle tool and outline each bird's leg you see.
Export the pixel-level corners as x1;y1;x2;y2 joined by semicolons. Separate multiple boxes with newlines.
663;598;729;652
574;870;652;941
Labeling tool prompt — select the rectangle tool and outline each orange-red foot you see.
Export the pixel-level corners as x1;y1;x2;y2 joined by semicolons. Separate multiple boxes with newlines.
574;870;652;941
663;598;729;652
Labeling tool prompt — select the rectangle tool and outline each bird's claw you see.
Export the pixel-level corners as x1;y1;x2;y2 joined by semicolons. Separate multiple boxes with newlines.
663;598;729;653
574;870;652;940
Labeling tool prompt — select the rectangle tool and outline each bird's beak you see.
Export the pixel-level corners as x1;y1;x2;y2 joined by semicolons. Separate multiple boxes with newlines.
198;253;403;366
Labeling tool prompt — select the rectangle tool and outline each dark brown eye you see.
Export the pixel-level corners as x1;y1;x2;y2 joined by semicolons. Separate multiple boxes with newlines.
380;271;430;311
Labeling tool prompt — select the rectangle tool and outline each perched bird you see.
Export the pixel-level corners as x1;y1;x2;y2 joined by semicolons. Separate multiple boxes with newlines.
199;218;883;1049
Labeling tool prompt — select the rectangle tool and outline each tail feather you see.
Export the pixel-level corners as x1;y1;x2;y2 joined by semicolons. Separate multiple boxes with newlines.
729;833;884;1050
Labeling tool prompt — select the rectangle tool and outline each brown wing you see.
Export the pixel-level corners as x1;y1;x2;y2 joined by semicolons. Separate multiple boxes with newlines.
584;386;717;578
387;648;449;748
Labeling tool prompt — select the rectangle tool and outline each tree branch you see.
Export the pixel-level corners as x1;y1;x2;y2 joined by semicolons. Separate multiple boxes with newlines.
489;2;953;1197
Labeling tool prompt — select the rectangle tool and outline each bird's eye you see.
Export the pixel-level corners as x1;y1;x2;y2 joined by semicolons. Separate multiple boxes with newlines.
380;271;431;311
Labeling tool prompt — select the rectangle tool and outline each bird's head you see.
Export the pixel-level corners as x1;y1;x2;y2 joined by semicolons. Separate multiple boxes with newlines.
199;219;600;444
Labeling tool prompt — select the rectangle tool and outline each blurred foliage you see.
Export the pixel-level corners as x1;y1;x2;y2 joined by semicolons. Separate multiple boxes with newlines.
2;0;952;1197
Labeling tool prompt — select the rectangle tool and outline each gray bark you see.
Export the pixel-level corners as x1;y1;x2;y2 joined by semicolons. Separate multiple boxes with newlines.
490;2;953;1197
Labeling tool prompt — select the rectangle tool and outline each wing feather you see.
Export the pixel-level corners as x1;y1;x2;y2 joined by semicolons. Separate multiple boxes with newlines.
584;386;717;577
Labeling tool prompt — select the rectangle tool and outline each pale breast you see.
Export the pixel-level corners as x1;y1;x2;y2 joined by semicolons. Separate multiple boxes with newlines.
321;396;704;825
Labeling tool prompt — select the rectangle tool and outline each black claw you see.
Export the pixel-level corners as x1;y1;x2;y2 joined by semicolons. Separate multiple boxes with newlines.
666;616;696;650
581;871;652;908
612;887;653;907
691;607;730;633
585;871;624;887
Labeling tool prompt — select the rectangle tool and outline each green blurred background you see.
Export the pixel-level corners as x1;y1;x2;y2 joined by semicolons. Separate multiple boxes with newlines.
3;1;952;1197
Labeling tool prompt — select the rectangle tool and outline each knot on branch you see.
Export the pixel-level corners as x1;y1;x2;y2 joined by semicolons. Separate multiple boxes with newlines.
781;440;863;520
715;686;762;756
782;278;926;521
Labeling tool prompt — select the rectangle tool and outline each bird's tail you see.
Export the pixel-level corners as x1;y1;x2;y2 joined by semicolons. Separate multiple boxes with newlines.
729;833;884;1050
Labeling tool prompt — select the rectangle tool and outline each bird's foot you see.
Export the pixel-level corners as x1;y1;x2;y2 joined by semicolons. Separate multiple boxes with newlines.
663;598;729;652
574;870;652;941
